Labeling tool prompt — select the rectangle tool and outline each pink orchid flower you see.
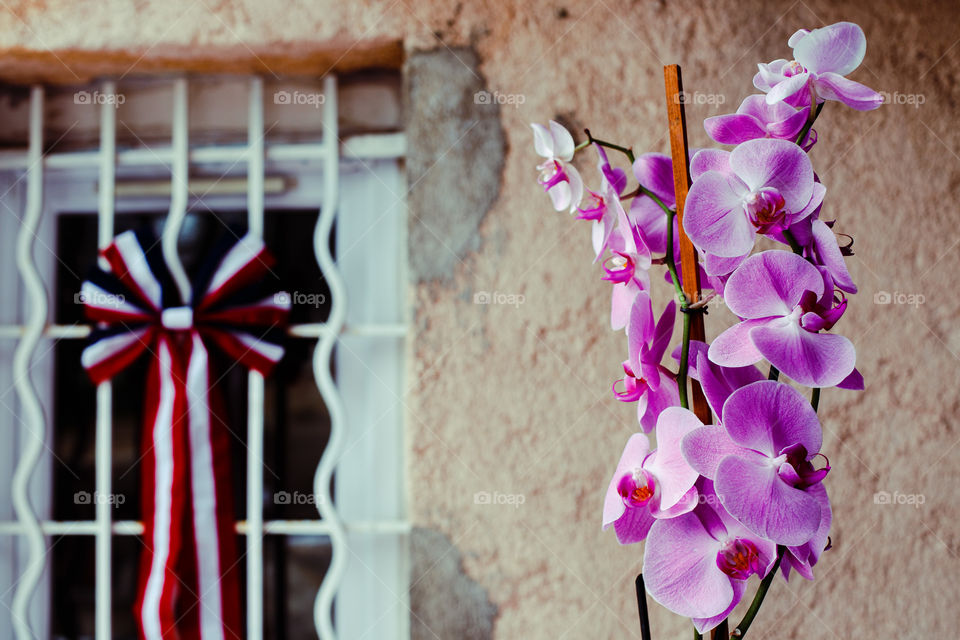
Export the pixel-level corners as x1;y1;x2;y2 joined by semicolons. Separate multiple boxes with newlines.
681;380;830;546
531;120;584;212
781;482;832;581
643;480;777;632
612;292;679;432
754;22;883;111
684;139;826;258
709;250;856;388
704;94;811;145
601;407;701;544
607;204;653;330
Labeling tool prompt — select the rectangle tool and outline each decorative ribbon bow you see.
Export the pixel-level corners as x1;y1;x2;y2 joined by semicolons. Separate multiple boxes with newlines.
81;230;290;640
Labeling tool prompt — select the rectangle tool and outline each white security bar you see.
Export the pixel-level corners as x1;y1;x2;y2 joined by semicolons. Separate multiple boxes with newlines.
95;78;118;640
246;75;267;640
312;74;348;640
0;519;412;536
0;133;406;170
0;323;407;340
10;85;47;640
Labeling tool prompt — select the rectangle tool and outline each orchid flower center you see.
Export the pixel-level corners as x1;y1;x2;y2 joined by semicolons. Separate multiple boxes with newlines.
602;252;636;284
776;443;830;489
612;361;648;403
744;188;787;233
716;538;764;579
618;469;656;508
577;189;606;221
538;159;568;190
784;60;806;77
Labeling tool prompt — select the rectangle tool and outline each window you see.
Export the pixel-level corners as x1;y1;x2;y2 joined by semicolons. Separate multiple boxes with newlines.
0;74;408;639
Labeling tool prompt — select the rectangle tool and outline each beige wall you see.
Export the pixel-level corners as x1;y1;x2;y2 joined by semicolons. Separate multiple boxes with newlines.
2;0;958;637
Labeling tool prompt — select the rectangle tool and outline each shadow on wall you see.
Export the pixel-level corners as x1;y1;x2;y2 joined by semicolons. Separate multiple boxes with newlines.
410;527;497;639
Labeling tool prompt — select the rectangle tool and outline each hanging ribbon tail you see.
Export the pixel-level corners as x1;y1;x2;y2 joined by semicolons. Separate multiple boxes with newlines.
80;230;290;640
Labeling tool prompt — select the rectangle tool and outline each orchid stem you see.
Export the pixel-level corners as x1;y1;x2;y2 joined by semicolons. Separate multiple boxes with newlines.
811;387;821;412
678;308;692;409
712;618;729;640
635;575;653;640
732;547;785;638
585;129;636;163
782;228;804;255
795;102;824;148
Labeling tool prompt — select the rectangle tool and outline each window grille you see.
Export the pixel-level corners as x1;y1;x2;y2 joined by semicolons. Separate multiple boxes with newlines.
0;74;410;640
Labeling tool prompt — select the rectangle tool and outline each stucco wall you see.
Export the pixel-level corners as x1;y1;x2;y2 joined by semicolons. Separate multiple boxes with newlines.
2;0;958;637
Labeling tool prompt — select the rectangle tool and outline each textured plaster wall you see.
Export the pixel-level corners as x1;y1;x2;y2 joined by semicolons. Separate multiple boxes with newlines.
2;0;959;637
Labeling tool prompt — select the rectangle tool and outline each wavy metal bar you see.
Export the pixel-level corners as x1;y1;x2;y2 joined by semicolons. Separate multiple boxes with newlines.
95;79;117;640
162;78;192;304
312;74;347;640
11;85;47;640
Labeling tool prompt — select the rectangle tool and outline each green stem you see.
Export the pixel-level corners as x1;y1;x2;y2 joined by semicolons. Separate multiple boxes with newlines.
585;129;636;163
732;547;785;638
795;101;824;148
811;387;820;412
781;228;803;255
713;618;729;640
678;309;692;410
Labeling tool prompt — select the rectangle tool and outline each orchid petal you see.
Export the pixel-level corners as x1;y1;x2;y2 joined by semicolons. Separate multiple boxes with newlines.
704;114;767;145
531;123;554;158
749;321;856;388
645;407;702;510
793;22;866;76
549;120;576;160
721;380;822;457
643;515;734;619
681;425;750;480
724;251;824;319
685;171;755;258
715;455;821;546
709;318;769;367
814;72;883;111
690;149;732;181
765;72;810;105
602;433;651;528
730;139;814;213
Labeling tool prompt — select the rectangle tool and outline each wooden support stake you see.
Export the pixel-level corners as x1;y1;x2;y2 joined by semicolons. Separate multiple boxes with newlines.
663;64;713;427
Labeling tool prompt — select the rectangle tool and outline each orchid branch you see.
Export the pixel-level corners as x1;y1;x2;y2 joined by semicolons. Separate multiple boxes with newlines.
584;129;636;163
731;546;785;638
795;101;824;148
